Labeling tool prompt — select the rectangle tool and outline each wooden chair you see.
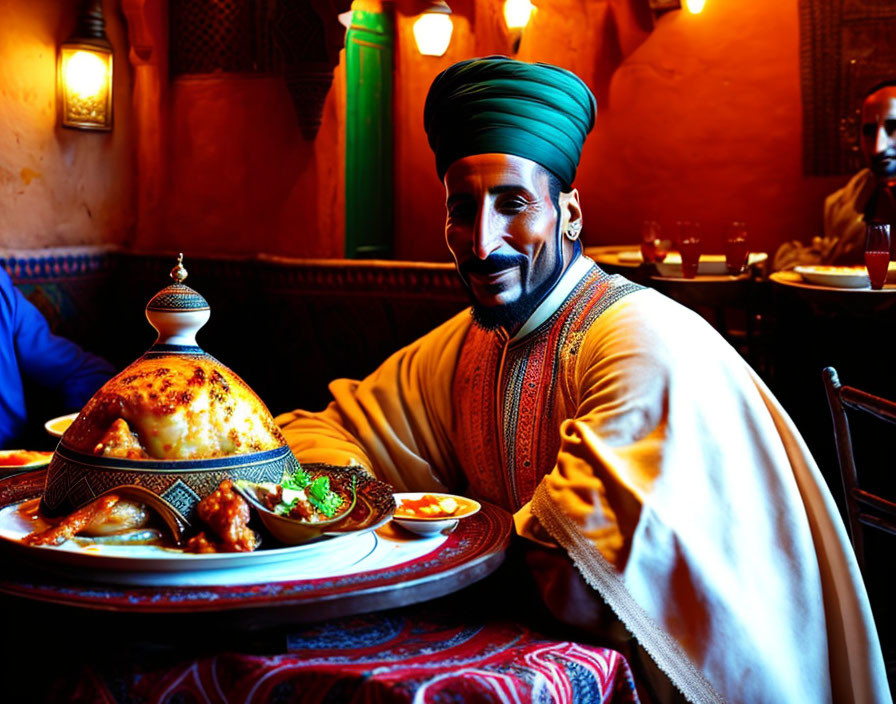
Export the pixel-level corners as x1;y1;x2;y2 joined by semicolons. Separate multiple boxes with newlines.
822;366;896;573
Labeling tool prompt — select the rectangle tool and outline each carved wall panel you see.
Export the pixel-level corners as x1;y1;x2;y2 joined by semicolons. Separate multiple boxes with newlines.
799;0;896;176
168;0;352;138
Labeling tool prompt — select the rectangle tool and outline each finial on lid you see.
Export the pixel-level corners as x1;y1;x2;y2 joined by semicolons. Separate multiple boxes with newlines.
171;253;188;284
146;254;210;347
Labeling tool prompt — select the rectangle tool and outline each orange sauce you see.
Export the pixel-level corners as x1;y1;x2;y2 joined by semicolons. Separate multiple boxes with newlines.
395;494;469;519
17;498;51;531
47;417;74;434
0;450;53;467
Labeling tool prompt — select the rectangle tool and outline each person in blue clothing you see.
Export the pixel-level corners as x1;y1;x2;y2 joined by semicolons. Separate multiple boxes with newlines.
1;266;115;449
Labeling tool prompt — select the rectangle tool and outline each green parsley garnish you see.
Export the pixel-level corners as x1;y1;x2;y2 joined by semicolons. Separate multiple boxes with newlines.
307;476;343;517
281;467;310;491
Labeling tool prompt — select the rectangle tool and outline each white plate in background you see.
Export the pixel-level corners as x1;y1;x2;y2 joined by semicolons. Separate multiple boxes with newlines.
44;412;79;438
794;265;870;289
655;252;767;277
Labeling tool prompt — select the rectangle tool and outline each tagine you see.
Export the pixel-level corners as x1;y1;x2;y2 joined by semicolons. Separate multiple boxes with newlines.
24;255;380;553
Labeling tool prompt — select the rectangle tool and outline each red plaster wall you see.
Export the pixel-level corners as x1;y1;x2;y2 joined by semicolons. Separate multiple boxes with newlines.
144;73;343;259
0;0;854;263
120;0;847;263
392;0;846;261
581;1;842;256
125;0;345;260
0;0;135;250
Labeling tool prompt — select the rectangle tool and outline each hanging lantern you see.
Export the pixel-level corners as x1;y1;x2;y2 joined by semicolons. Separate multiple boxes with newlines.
413;1;453;57
58;0;113;131
503;0;534;31
503;0;534;53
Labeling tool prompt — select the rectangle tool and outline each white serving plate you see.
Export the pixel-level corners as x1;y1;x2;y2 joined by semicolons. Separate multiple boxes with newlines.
0;497;422;586
655;252;767;277
794;265;870;289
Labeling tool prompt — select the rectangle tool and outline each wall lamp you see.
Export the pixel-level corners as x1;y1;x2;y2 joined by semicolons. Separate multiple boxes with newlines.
59;0;113;131
413;1;453;57
503;0;534;53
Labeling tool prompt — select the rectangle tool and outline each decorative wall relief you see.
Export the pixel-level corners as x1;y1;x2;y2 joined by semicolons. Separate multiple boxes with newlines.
168;0;352;139
269;0;352;140
799;0;896;176
170;0;257;74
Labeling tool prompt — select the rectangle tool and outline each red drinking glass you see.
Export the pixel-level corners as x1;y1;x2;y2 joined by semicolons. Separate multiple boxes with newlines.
640;221;670;264
724;221;750;275
677;221;702;279
864;222;891;290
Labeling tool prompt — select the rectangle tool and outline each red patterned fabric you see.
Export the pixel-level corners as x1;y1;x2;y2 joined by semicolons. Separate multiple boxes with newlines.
63;611;641;704
452;265;636;511
453;328;509;506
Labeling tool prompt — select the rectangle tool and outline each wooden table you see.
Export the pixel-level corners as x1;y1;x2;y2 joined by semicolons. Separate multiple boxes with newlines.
0;469;511;627
769;271;896;316
0;469;643;704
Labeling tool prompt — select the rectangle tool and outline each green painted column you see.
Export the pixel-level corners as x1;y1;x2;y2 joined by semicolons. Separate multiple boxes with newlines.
345;6;394;258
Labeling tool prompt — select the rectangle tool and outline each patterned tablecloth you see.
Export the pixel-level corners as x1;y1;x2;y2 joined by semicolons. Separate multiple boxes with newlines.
0;470;642;703
56;606;641;704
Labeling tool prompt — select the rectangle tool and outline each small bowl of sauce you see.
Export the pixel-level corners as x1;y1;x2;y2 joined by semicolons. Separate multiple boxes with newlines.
391;492;481;536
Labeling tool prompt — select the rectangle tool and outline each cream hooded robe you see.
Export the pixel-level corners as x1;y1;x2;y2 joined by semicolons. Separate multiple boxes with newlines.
277;255;890;704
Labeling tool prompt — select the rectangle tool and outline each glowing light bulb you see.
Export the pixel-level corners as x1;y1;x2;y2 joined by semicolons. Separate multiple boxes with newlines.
413;12;453;57
65;50;107;98
686;0;706;13
504;0;534;30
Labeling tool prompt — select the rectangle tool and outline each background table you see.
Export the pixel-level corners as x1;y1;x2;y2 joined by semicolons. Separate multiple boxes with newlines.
766;270;896;511
770;270;896;315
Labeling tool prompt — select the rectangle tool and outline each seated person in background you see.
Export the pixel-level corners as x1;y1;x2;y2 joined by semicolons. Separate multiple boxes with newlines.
1;266;115;449
277;57;890;703
776;79;896;269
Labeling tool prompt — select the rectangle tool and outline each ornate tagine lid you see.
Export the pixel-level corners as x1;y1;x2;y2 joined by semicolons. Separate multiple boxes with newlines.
144;253;211;347
42;255;295;523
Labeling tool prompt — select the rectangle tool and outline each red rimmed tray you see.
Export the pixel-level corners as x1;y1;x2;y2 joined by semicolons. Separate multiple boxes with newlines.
0;469;512;624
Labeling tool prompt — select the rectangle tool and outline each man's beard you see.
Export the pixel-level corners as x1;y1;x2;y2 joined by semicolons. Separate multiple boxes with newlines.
461;226;565;333
870;147;896;184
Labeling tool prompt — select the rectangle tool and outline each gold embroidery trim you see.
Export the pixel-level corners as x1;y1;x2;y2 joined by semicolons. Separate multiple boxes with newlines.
531;481;726;704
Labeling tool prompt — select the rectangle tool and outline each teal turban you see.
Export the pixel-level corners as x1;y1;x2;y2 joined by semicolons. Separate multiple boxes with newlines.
423;56;596;188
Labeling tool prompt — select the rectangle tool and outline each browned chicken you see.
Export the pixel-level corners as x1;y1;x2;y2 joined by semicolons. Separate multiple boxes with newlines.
185;480;257;553
93;418;149;458
64;356;284;460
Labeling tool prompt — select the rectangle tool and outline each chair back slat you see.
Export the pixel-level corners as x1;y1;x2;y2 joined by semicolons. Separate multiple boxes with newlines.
841;386;896;422
822;366;896;576
857;513;896;539
853;488;896;516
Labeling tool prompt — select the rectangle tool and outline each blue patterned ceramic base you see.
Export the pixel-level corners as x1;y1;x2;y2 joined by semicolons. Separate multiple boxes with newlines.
41;443;298;525
147;283;209;312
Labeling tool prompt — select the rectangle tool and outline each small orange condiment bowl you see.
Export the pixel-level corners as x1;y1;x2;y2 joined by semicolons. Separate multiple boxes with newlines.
391;492;481;536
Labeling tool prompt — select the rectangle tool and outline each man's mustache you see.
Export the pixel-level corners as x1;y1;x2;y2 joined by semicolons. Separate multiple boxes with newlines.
461;254;527;277
870;148;896;173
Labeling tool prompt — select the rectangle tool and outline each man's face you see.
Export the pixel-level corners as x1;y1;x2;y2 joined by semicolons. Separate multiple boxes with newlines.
443;154;572;331
861;86;896;185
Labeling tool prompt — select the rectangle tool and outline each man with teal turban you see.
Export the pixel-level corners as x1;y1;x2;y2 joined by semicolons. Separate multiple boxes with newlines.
279;57;889;704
